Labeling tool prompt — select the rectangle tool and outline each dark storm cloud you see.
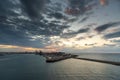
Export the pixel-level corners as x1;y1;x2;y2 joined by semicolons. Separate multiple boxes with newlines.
0;0;20;17
69;28;89;35
0;0;69;36
48;12;64;19
103;44;116;47
69;0;85;11
85;43;97;46
67;18;78;23
104;31;120;39
112;40;120;43
62;28;89;38
95;22;120;33
0;12;70;48
76;28;89;34
0;0;98;49
0;23;46;48
20;0;47;18
0;16;7;23
69;0;81;5
65;0;96;16
79;16;89;23
0;0;71;48
8;17;70;36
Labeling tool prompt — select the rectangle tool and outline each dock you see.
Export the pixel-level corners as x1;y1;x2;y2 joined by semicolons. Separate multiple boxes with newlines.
37;51;77;62
38;51;120;66
74;57;120;66
44;54;78;62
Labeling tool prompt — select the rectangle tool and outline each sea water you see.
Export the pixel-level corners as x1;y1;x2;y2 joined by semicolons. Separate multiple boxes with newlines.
0;54;120;80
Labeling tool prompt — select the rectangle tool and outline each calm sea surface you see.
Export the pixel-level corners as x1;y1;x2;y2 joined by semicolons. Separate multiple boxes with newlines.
0;54;120;80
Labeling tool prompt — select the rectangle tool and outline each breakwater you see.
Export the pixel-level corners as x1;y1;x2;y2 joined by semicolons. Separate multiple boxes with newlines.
37;52;120;66
74;57;120;66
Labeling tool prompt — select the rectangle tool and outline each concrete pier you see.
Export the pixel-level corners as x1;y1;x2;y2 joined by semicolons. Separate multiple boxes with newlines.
74;57;120;66
39;52;120;66
45;54;77;62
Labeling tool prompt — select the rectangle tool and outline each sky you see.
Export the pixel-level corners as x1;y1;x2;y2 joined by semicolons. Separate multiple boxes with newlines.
0;0;120;53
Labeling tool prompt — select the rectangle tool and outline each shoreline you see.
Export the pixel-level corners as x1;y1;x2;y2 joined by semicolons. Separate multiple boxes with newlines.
1;52;120;66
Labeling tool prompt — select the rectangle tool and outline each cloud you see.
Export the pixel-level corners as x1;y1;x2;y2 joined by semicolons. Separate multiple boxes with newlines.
95;22;120;33
0;44;58;52
0;0;120;52
64;28;89;35
85;43;97;46
68;0;85;14
0;16;7;23
20;0;47;18
0;23;46;48
100;0;108;6
48;12;64;19
50;35;113;50
61;28;89;38
0;0;72;49
113;40;120;43
0;14;70;49
65;0;96;16
104;31;120;39
79;16;89;23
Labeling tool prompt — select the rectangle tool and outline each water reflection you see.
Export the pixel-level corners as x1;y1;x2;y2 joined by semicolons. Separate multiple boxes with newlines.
0;54;120;80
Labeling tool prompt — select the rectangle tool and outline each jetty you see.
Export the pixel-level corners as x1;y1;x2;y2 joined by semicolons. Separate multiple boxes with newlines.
37;51;120;66
44;52;77;63
40;52;78;62
74;57;120;66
